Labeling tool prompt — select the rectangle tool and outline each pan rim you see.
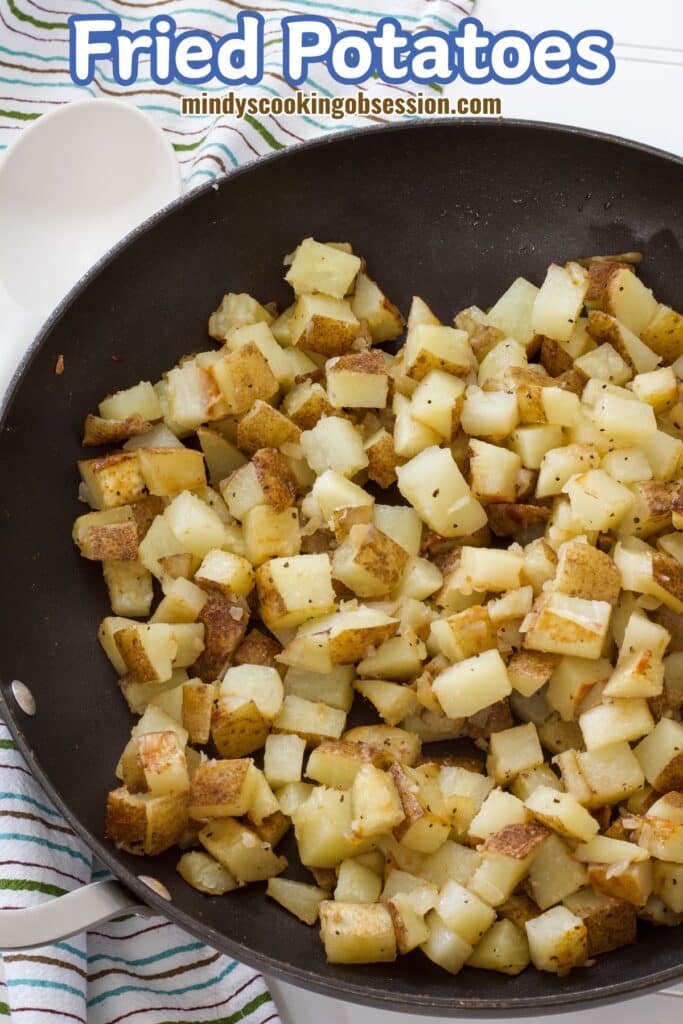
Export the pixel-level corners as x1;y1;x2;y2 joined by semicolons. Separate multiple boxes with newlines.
1;116;682;1015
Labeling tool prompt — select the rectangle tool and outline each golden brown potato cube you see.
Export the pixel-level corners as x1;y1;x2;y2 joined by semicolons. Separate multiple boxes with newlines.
106;786;188;855
525;906;588;975
114;623;177;683
188;758;256;818
208;292;274;340
351;271;404;342
236;401;301;456
522;592;611;660
563;887;637;955
267;876;329;925
640;304;683;362
487;502;551;538
319;901;397;964
289;294;360;356
221;448;299;520
129;494;166;542
190;591;249;683
553;540;621;604
211;697;270;758
282;381;334;430
182;679;215;744
344;724;421;766
503;365;556;424
137;447;206;496
331;523;409;599
588;860;653;908
307;739;389;789
103;560;153;618
404;325;473;381
79;452;147;510
364;428;401;489
584;259;634;308
194;549;255;598
390;763;449;854
430;605;496;662
198;818;287;883
586;310;660;373
256;554;336;632
177;850;239;895
73;506;139;561
137;730;189;797
243;505;301;566
326;350;389;410
83;413;151;447
208;342;278;415
507;650;559;698
234;628;282;672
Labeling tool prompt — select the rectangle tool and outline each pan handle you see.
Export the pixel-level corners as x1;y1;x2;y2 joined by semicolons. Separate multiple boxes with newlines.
0;879;151;951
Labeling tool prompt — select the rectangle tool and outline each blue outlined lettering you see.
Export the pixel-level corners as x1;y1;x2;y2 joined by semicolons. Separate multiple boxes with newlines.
68;15;616;89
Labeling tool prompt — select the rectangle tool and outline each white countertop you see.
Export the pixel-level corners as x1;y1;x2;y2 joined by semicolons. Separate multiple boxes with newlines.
270;3;683;1019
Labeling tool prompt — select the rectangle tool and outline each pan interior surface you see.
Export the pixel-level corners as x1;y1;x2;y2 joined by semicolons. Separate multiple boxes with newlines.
0;121;682;1015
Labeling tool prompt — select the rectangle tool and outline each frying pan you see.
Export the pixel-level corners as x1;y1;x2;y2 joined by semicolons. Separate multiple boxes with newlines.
0;120;682;1017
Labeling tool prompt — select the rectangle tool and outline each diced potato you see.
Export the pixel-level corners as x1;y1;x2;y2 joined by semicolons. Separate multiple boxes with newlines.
390;764;449;854
528;833;588;909
532;263;588;343
208;292;274;340
510;424;563;470
194;549;255;598
523;591;611;660
106;786;188;855
350;272;404;342
469;791;528;841
181;679;214;745
151;577;207;624
199;818;287;883
264;733;306;789
177;850;239;895
546;657;611;721
587;311;660;374
653;861;683;914
457;547;524;594
641;304;683;362
525;906;588;975
301;416;367;478
404;325;473;381
208;342;278;415
410;371;465;440
436;880;496;945
525;786;599;842
563;469;634;532
243;505;301;566
433;649;511;719
326;350;388;409
100;381;163;422
320;901;396;964
507;649;558;698
588;860;653;907
603;266;658;336
103;560;153;617
421;911;473;974
575;343;632;386
189;758;257;817
575;835;648;865
469;440;521;503
256;554;336;631
211;697;270;758
221;664;284;721
343;725;421;766
468;919;530;975
267;876;330;925
285;238;361;299
397;446;487;539
634;718;683;790
73;506;139;562
306;740;386;790
563;886;637;955
461;387;519;443
284;664;354;712
487;723;544;785
592;392;657;447
335;859;382;903
114;623;177;683
137;448;206;497
332;524;409;599
487;277;539;349
579;698;654;750
79;452;146;510
289;294;360;356
293;786;372;867
387;892;430;953
273;694;346;744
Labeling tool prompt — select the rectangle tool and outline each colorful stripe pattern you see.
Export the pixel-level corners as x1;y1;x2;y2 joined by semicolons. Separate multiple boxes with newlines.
0;0;473;186
0;721;278;1023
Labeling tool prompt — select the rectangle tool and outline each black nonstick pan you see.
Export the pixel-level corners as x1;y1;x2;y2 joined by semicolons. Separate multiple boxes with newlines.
0;120;682;1016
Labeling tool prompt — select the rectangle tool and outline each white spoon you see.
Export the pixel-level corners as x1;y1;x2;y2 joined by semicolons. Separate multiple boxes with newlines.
0;99;182;394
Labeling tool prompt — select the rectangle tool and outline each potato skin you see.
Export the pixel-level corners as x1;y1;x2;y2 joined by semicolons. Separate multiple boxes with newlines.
106;787;188;855
191;591;249;683
487;503;551;537
553;541;621;604
83;413;151;447
211;698;270;758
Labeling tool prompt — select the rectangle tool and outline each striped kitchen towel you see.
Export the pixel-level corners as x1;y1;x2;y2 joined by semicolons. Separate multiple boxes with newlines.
0;0;474;189
0;721;278;1024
